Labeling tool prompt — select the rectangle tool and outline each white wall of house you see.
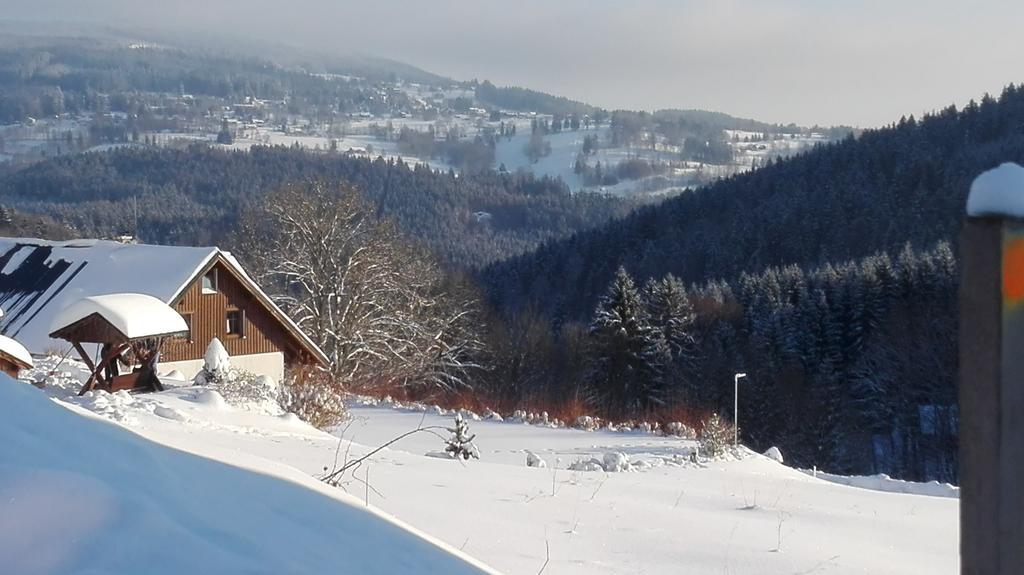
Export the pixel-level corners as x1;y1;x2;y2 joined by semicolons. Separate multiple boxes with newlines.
160;351;285;383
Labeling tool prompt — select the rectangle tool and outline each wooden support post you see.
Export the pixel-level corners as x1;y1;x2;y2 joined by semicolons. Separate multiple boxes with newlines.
76;341;129;395
959;215;1024;574
74;341;98;395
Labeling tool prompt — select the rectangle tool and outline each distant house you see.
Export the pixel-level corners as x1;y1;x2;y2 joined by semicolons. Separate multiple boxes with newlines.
0;238;328;382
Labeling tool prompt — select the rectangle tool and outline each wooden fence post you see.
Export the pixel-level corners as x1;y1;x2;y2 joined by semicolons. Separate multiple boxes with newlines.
960;162;1024;574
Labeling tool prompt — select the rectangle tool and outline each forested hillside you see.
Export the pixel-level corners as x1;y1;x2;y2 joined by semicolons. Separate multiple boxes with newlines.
0;145;629;266
474;80;596;116
0;35;440;123
486;86;1024;320
478;84;1024;482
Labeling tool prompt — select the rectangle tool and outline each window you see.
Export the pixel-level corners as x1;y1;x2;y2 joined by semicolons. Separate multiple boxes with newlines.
226;309;245;337
202;269;219;294
181;312;194;342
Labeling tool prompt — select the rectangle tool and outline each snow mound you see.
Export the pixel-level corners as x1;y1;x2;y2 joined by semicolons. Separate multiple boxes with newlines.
764;446;784;463
0;377;494;574
190;389;228;410
567;453;635;473
805;470;959;499
154;405;190;422
568;458;605;472
161;369;188;387
76;389;141;425
966;162;1024;217
279;412;303;425
603;452;631;472
525;451;547;468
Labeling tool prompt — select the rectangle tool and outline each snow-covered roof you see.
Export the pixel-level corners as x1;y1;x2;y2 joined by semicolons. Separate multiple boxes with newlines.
0;239;214;352
967;162;1024;218
50;293;188;340
0;334;32;368
0;238;327;364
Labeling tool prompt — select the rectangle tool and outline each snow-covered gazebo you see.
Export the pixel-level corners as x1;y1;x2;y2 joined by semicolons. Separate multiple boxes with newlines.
48;293;189;395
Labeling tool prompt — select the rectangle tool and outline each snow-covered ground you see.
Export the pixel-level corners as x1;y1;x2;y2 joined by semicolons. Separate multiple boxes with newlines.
495;129;597;189
725;129;829;167
0;376;493;575
9;357;959;575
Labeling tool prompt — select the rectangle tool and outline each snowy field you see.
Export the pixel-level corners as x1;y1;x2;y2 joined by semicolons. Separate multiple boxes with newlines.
495;129;598;189
4;356;960;575
725;130;830;168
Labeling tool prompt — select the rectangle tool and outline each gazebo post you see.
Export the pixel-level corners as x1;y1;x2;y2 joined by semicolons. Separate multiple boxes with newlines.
76;341;130;395
73;341;99;395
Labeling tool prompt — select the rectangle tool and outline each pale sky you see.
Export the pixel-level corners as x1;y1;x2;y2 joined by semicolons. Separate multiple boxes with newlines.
5;0;1023;127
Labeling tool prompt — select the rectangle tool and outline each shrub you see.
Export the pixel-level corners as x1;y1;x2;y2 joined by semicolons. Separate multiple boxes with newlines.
279;366;347;429
698;413;735;458
210;370;280;407
192;339;279;409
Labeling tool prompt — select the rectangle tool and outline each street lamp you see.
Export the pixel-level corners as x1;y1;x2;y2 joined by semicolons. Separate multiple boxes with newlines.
734;373;747;447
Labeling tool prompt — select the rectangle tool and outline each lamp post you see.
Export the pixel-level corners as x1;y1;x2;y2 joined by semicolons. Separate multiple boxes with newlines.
734;373;747;447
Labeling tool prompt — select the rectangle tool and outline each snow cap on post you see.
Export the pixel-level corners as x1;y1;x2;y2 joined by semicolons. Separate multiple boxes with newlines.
966;162;1024;218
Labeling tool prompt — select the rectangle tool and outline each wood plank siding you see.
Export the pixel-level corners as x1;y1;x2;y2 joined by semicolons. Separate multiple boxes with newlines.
0;354;25;377
161;260;308;365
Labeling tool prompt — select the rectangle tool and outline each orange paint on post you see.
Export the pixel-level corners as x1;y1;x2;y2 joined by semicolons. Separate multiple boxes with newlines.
1003;238;1024;305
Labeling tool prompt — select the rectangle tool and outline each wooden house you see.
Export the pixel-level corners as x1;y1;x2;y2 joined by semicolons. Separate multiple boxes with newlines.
0;238;328;382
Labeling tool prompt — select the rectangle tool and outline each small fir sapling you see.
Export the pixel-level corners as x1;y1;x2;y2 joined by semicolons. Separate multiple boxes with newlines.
698;413;735;458
445;413;480;460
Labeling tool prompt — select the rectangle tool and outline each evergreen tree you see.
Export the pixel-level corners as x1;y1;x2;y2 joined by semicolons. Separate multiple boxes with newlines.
216;119;234;145
444;413;480;460
587;267;669;416
644;274;696;360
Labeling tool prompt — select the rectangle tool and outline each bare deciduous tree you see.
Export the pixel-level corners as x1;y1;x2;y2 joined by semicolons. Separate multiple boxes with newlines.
239;180;485;394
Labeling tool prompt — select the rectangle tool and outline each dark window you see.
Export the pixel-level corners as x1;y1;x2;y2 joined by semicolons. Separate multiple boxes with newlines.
181;312;194;342
226;309;245;337
202;269;219;294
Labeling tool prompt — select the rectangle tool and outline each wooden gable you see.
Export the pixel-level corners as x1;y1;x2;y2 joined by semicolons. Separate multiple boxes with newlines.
161;259;316;366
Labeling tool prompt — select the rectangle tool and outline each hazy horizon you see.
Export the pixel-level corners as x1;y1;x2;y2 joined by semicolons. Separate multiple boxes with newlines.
5;0;1023;128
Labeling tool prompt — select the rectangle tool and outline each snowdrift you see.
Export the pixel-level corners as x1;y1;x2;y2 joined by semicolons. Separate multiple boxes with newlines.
0;377;494;575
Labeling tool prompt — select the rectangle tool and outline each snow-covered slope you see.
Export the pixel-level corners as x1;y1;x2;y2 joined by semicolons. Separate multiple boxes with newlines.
0;377;494;575
13;357;959;575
